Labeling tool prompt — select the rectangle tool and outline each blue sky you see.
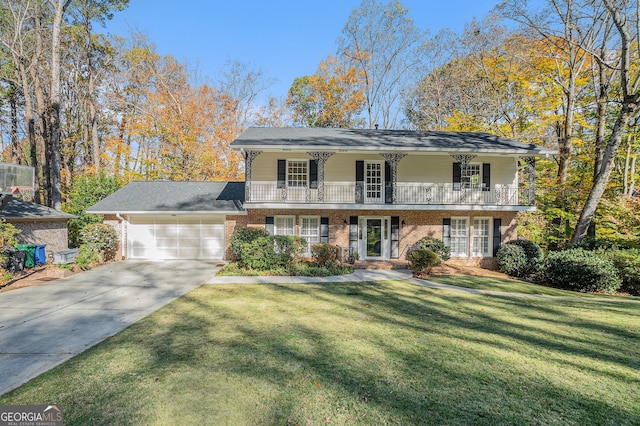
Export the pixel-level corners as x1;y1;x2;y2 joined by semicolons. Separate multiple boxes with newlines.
103;0;502;101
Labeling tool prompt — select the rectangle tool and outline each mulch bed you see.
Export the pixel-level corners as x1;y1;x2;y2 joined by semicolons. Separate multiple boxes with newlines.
0;265;78;292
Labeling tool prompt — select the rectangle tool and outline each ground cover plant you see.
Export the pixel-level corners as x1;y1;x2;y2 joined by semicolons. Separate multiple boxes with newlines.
1;280;638;425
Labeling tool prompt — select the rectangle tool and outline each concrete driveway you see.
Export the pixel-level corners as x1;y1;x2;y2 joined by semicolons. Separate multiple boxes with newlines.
0;260;220;396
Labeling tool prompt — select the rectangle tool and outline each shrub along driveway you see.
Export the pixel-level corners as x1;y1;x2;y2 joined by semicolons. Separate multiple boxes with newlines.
0;260;221;396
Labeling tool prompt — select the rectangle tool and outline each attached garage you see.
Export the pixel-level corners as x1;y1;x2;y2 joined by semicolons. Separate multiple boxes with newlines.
128;214;226;260
87;181;245;261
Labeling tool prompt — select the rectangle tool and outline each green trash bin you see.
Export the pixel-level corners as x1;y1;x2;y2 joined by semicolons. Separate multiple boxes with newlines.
17;244;37;268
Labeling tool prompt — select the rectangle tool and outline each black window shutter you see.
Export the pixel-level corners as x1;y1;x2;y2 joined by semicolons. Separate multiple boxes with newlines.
349;216;358;257
355;161;364;204
309;160;318;189
483;163;491;192
277;160;286;189
443;218;451;247
453;163;461;191
391;216;400;259
320;217;329;243
265;216;274;235
493;218;502;256
385;161;393;204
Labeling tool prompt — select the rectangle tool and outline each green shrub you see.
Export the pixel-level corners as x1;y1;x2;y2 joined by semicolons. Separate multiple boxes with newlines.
496;244;527;277
311;243;339;267
230;228;269;261
75;245;99;270
412;237;450;261
0;219;20;248
603;249;640;295
497;239;542;277
233;232;305;271
568;237;610;251
407;248;441;275
569;237;640;251
238;236;278;270
66;173;121;248
289;262;354;277
0;220;20;271
543;249;621;294
273;235;306;265
80;223;118;261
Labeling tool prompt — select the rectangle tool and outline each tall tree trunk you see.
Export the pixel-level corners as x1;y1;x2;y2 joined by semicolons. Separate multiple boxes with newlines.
32;61;51;206
573;102;638;241
18;63;41;204
89;70;100;170
48;0;71;211
8;83;20;164
572;0;639;243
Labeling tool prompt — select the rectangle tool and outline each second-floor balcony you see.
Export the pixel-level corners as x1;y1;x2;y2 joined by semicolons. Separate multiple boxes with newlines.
246;182;534;207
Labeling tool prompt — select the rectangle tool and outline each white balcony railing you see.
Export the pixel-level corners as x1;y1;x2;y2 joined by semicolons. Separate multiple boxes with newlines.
246;182;532;206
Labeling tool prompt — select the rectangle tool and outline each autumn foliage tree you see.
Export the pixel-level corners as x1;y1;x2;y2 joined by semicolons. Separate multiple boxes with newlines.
288;55;365;128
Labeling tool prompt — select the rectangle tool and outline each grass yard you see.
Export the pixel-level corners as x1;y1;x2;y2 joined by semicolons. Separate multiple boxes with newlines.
1;280;639;425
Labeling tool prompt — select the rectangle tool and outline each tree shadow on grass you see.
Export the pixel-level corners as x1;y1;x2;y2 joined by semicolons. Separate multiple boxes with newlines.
4;279;638;425
130;281;640;424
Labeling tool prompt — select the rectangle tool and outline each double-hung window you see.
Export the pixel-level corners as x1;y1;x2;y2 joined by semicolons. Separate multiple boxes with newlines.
472;218;491;257
299;216;320;256
274;216;295;236
450;218;469;257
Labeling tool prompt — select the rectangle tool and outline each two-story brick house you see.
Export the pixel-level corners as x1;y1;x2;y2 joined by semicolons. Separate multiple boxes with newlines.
230;127;553;264
89;127;554;264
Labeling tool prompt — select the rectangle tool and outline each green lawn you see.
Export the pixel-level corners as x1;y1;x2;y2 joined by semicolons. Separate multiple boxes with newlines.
1;280;639;425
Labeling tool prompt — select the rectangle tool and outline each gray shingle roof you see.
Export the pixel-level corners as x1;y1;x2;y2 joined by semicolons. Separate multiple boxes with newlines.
86;181;245;214
0;197;76;220
231;127;556;155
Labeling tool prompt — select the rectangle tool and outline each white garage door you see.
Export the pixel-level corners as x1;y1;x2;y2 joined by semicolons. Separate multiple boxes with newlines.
128;215;225;260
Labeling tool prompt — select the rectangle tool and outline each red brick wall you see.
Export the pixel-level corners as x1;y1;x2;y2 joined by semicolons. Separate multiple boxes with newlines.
231;208;518;260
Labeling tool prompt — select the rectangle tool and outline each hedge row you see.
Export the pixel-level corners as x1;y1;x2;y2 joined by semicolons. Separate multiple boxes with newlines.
497;238;639;295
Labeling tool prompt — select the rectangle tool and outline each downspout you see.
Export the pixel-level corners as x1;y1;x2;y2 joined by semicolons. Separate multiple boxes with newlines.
115;213;127;260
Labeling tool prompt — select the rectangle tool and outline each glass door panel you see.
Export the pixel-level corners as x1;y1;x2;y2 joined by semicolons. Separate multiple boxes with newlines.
366;219;382;257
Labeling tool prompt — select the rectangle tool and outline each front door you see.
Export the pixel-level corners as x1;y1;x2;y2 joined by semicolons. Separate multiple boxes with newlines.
361;217;391;260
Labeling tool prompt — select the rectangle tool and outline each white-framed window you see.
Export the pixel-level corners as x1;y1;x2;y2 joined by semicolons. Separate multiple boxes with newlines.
274;215;295;236
299;216;320;255
287;160;308;188
463;163;482;189
450;217;469;257
472;217;491;257
365;161;383;202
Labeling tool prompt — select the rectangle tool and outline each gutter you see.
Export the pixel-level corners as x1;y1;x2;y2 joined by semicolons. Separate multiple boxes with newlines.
115;213;127;260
